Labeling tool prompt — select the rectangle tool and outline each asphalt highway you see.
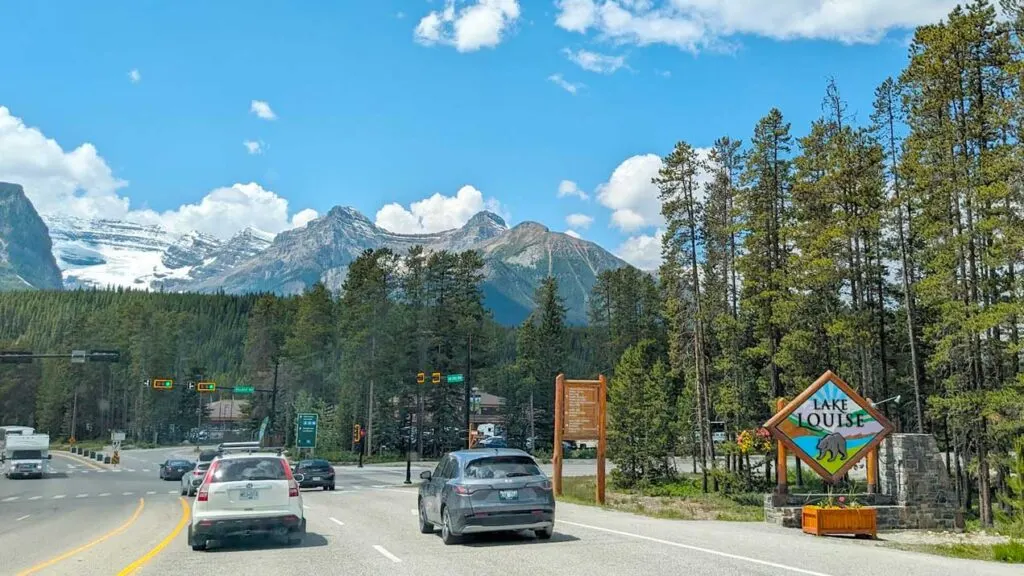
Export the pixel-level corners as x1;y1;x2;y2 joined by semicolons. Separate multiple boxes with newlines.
0;447;1015;575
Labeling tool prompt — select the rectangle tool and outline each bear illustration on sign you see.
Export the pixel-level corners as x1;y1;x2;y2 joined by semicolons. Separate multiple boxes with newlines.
816;432;847;462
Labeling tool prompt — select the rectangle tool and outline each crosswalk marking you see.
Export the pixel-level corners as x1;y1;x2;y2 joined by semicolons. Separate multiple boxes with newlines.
2;496;18;502
52;495;65;499
122;492;133;496
147;491;156;495
28;496;41;501
76;494;88;498
142;469;150;472
168;490;177;494
99;493;111;497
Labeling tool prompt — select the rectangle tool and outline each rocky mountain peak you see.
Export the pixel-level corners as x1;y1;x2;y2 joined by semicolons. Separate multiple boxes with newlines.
0;182;63;290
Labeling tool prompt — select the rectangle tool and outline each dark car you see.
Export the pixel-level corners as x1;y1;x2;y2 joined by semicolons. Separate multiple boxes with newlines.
159;459;194;481
293;459;335;491
478;435;507;449
417;448;555;545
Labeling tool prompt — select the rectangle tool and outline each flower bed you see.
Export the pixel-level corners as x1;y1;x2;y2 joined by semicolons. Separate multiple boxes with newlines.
802;505;877;538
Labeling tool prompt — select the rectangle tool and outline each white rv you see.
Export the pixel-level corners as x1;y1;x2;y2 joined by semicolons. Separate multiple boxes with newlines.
2;431;50;479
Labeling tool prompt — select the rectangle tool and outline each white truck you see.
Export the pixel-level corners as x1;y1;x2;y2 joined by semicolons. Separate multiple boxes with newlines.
2;433;51;479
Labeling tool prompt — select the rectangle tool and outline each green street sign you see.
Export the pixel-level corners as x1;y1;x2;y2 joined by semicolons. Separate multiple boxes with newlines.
296;413;318;448
446;373;464;384
233;385;254;394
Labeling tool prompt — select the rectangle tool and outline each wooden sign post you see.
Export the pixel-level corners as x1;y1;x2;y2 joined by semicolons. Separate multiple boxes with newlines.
553;373;607;504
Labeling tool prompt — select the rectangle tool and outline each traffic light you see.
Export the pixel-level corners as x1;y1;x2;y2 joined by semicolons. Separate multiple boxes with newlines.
416;372;425;384
152;378;174;390
197;382;216;392
431;371;441;384
352;424;361;443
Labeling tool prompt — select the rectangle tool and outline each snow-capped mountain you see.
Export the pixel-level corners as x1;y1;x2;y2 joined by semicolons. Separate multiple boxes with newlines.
43;215;274;290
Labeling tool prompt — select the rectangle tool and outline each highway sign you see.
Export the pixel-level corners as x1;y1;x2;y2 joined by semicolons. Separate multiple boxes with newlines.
431;371;441;384
71;350;87;364
416;372;425;384
446;373;464;384
0;351;33;364
233;385;254;394
152;378;174;390
197;381;216;392
296;413;318;448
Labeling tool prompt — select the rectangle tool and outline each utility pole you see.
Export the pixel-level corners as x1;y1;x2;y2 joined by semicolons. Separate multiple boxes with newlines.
465;332;472;449
367;331;376;457
269;358;279;439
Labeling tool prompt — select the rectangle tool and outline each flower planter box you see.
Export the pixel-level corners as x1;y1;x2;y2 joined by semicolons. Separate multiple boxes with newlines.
801;506;877;539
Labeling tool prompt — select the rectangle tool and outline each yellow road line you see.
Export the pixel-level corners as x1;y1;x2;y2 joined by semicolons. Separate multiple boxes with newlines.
53;450;107;471
117;497;190;575
16;498;145;576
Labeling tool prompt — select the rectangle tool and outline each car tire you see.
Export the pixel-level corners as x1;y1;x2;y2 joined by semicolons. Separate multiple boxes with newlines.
188;526;207;551
536;526;554;540
440;507;460;545
323;484;330;491
328;483;336;491
418;499;433;534
180;485;187;496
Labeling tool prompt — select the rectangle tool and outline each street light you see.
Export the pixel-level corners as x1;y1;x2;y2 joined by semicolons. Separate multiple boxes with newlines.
871;394;901;408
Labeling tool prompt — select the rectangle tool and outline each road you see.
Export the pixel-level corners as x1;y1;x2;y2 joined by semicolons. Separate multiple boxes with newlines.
0;447;1014;575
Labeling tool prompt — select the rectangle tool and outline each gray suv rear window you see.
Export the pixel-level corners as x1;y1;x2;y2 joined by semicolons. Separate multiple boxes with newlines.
465;456;541;479
211;457;288;483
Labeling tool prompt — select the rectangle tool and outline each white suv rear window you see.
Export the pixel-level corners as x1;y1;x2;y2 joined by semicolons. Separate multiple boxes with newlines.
210;457;288;483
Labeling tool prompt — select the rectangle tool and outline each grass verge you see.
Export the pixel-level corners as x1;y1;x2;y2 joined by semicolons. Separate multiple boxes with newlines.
557;475;764;522
886;540;1024;564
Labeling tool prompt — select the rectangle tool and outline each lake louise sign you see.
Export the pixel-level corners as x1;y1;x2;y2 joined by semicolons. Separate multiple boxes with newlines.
764;370;895;483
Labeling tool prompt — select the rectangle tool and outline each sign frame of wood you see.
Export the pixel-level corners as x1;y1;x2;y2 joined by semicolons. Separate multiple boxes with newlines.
764;370;895;484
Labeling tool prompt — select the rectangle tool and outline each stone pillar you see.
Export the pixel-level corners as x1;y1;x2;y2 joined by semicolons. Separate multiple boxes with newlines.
878;433;957;530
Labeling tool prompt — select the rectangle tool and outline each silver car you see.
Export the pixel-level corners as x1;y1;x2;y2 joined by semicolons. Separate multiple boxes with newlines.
181;461;211;496
417;448;555;545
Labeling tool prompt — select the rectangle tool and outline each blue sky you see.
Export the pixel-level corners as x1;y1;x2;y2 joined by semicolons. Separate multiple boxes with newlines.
0;1;964;268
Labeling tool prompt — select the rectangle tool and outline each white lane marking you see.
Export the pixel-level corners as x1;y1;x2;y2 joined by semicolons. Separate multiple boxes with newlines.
110;469;122;473
99;493;111;497
96;470;106;473
53;495;65;499
2;496;18;502
122;492;133;496
329;517;344;526
142;469;150;472
126;469;136;472
375;488;417;495
558;521;834;576
29;496;41;501
303;504;312;510
16;515;30;521
410;509;417;515
373;545;402;563
168;490;177;494
76;493;88;498
147;491;156;495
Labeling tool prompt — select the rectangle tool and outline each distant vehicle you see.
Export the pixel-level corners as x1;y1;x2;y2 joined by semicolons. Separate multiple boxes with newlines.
293;459;335;491
188;450;306;551
0;426;35;453
476;423;498;437
2;433;51;479
159;459;194;481
477;435;507;449
181;461;211;497
417;448;554;545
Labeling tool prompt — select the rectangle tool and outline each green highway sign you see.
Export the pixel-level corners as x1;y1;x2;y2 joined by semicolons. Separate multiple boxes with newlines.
233;385;254;394
296;413;318;448
446;373;464;384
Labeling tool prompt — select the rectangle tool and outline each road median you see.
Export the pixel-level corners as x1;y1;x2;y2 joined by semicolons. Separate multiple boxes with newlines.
53;449;111;470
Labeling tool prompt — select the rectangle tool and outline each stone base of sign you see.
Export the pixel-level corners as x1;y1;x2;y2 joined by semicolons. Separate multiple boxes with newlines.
764;433;958;531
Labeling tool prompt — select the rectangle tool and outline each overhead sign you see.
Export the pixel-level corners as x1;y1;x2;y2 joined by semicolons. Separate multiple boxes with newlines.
71;350;87;364
446;373;464;384
151;378;174;390
563;380;600;440
233;385;254;394
764;370;894;483
296;413;318;448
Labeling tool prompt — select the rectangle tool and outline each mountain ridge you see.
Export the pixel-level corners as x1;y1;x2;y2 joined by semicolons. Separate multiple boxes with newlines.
0;182;63;290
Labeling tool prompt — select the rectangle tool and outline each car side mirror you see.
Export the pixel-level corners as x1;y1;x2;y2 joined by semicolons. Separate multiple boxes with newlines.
47;454;52;460
294;473;305;483
419;470;432;481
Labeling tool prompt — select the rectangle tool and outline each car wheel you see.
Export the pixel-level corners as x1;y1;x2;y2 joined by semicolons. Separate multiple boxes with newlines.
188;526;207;551
440;507;459;545
180;484;187;496
328;483;336;491
418;499;433;534
536;525;554;540
323;484;330;491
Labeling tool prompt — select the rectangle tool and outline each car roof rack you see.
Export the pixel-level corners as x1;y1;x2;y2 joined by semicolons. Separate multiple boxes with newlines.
215;441;285;456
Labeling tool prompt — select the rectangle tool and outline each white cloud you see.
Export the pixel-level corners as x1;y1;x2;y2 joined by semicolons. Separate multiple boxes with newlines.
553;0;963;52
243;140;264;155
375;185;508;234
291;208;319;229
565;229;582;239
566;213;594;229
414;0;521;52
557;180;589;200
250;100;277;120
656;69;671;77
0;105;314;240
549;73;584;94
616;228;664;270
128;69;141;84
397;11;406;19
596;149;712;232
563;48;626;73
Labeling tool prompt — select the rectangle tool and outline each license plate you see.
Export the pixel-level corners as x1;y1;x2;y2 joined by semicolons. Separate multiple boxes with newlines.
239;489;258;501
312;477;321;481
499;490;518;501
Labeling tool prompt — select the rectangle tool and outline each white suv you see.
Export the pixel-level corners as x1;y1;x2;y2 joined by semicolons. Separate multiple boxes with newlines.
188;452;306;551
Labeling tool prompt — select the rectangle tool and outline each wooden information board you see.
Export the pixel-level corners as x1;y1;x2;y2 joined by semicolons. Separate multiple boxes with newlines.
553;374;607;504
